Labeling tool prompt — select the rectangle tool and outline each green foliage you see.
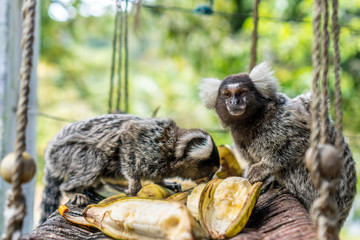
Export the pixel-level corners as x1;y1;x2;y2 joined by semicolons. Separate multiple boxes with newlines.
37;0;360;237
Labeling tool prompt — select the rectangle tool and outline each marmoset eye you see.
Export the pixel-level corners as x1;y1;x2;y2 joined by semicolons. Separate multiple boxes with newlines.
239;90;247;96
223;92;231;98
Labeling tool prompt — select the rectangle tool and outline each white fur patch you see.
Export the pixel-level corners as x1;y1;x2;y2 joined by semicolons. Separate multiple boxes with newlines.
176;131;213;160
188;135;213;160
199;78;221;109
227;83;240;91
249;62;278;99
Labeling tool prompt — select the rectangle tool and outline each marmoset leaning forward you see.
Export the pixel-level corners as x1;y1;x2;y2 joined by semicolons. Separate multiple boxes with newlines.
199;62;356;229
40;114;220;224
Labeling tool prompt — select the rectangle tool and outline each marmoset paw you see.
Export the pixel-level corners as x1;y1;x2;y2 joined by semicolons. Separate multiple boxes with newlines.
246;165;268;184
69;193;90;206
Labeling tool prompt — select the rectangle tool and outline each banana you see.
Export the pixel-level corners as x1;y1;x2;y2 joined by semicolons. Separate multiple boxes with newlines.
59;177;260;239
167;191;190;205
186;183;207;221
137;184;174;199
98;193;127;204
59;198;206;240
215;145;243;179
198;177;262;239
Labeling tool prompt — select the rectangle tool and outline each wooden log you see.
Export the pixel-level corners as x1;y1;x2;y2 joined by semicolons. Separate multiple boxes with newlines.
23;188;317;240
231;189;317;240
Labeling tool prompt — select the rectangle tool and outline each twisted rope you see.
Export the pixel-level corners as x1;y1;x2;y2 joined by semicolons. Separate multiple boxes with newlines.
331;0;344;153
320;0;330;144
124;0;129;113
2;0;36;239
116;0;124;112
309;0;341;238
249;0;260;71
311;181;339;239
108;0;129;113
309;0;322;190
107;0;120;113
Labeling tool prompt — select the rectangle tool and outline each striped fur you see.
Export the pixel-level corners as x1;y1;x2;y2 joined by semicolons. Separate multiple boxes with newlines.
40;114;219;224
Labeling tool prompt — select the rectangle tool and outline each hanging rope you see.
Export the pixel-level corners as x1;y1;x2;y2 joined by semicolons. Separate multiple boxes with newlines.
331;0;344;153
116;0;124;112
320;0;330;144
307;0;343;238
124;0;129;113
108;0;130;114
107;0;120;113
2;0;37;239
249;0;260;71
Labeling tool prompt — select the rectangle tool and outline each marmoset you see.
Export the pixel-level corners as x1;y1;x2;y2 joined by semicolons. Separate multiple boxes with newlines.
40;114;219;224
199;62;356;229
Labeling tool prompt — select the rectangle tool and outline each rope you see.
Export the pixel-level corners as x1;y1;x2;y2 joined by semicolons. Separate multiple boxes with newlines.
308;0;342;238
107;0;120;113
320;0;330;144
331;0;344;153
108;0;130;114
124;0;129;113
249;0;260;71
309;0;322;189
2;0;37;239
116;0;124;112
122;1;359;33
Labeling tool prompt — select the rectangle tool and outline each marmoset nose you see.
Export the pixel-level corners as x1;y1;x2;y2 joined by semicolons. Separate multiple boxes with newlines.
230;97;239;105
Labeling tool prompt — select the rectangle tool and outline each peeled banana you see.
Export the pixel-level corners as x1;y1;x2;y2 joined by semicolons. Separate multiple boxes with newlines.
59;198;205;240
186;183;206;221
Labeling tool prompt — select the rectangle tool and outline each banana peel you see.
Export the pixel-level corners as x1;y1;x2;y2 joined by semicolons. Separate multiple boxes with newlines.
198;177;262;239
167;191;190;205
98;193;127;205
98;183;172;204
215;145;243;179
59;197;205;240
137;184;174;199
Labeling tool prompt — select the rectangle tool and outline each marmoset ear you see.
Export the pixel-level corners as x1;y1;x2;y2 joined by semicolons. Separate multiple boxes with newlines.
175;130;214;161
199;78;221;109
249;62;278;99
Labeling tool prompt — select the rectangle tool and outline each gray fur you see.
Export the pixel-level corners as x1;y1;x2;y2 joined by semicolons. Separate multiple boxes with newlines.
40;114;219;224
200;66;356;230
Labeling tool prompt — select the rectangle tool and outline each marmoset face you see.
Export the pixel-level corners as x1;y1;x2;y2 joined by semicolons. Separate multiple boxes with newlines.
215;74;262;123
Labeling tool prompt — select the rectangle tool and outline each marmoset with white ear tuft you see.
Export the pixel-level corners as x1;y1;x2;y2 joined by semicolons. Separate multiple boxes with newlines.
39;114;220;224
199;62;356;230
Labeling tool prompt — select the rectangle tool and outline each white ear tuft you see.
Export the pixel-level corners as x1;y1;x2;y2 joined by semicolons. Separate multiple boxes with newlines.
199;78;221;109
188;135;213;160
249;62;278;99
176;131;213;160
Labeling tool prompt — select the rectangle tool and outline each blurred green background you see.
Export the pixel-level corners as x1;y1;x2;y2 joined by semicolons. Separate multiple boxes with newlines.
36;0;360;238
